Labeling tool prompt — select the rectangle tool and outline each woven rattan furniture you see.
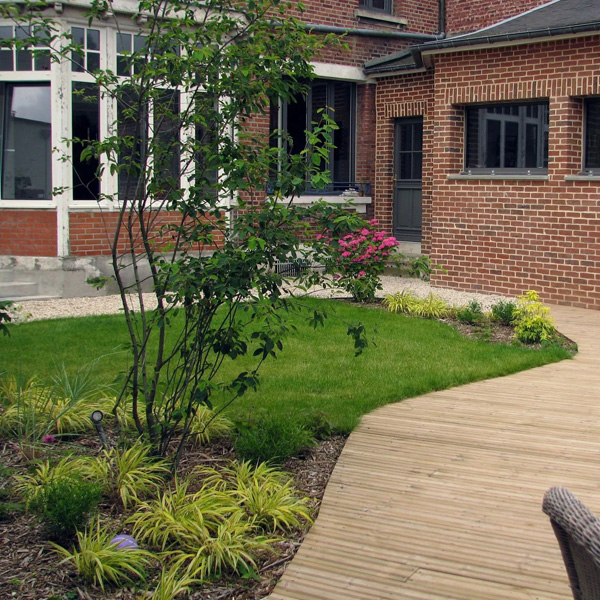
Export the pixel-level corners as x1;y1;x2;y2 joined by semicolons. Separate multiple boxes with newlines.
542;486;600;600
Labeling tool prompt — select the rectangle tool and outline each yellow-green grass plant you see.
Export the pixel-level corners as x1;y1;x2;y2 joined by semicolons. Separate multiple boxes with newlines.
78;444;170;509
169;510;277;582
187;405;233;446
0;374;119;439
149;563;200;600
13;456;90;510
198;461;312;532
51;517;155;591
128;479;239;552
382;291;451;319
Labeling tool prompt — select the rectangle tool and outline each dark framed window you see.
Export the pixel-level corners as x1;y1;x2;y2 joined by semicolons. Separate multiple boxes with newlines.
72;82;100;200
0;82;52;199
359;0;392;14
584;99;600;171
270;79;356;193
466;102;549;172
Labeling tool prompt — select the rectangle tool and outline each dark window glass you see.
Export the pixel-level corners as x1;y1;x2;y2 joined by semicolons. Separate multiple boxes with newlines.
585;99;600;170
397;120;422;181
272;79;356;192
117;88;145;200
1;83;52;199
72;82;100;201
72;27;100;73
154;90;180;193
466;103;548;171
359;0;392;13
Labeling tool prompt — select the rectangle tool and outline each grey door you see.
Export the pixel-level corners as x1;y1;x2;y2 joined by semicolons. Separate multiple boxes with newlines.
394;118;423;242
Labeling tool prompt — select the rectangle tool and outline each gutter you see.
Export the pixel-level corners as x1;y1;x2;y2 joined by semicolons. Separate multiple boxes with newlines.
298;23;440;42
420;21;600;52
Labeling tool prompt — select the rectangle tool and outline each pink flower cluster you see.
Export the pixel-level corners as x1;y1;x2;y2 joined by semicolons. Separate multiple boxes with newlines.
320;219;399;301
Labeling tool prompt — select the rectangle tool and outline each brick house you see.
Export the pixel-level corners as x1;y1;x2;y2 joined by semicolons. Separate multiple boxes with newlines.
368;0;600;309
2;0;600;308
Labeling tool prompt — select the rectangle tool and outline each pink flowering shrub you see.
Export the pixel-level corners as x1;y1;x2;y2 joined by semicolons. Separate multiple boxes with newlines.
320;219;399;302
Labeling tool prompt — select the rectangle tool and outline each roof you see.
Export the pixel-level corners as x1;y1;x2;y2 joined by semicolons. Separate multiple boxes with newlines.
366;0;600;75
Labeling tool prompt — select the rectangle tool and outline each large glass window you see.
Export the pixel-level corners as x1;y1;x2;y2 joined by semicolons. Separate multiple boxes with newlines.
466;103;549;172
584;99;600;171
0;83;52;199
271;79;356;193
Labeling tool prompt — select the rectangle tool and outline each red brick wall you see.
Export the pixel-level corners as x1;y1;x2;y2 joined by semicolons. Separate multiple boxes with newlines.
69;211;223;256
424;36;600;309
445;0;549;34
0;211;57;256
288;0;439;34
374;72;435;250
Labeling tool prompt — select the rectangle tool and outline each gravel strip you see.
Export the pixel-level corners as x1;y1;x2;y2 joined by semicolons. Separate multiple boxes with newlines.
13;277;514;322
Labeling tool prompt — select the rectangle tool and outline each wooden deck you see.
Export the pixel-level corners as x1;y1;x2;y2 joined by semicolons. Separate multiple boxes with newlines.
270;304;600;600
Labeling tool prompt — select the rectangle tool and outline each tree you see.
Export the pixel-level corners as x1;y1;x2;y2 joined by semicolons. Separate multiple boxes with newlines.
4;0;368;460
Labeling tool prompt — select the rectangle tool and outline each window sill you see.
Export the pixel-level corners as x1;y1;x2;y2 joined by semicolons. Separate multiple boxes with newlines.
283;194;372;214
565;175;600;182
448;173;549;181
354;9;408;27
0;200;55;209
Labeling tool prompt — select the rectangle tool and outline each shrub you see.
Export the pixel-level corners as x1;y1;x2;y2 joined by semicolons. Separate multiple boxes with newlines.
512;290;556;344
410;294;451;319
29;476;102;542
321;219;399;302
491;300;517;326
456;300;486;325
234;418;315;464
52;518;154;591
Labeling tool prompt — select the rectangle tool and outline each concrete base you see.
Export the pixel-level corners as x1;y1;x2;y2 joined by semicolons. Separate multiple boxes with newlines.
0;255;152;300
395;241;422;258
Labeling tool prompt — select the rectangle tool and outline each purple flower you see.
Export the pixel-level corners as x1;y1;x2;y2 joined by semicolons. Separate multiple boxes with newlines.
41;434;57;444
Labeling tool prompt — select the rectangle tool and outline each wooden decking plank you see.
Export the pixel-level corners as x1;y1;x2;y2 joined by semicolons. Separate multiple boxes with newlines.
269;305;600;599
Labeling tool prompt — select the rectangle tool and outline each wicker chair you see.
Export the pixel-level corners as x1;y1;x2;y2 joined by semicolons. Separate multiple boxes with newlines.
542;486;600;600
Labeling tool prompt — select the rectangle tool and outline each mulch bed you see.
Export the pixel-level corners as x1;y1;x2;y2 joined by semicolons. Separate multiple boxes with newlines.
0;435;346;600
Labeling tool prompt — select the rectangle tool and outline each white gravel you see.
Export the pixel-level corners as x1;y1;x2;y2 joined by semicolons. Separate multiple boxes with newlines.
13;277;514;322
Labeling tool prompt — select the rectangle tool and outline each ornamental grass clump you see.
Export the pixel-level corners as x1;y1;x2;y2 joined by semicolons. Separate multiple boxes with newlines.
321;219;399;302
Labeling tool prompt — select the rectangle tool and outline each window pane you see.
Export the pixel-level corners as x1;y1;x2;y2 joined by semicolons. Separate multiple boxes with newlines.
72;83;100;201
333;81;352;183
525;123;538;168
286;93;307;156
0;26;13;71
16;49;32;71
504;121;518;168
154;90;180;193
116;33;131;54
586;100;600;169
2;84;52;199
34;50;50;71
117;88;145;200
87;52;100;72
87;29;99;51
485;119;501;168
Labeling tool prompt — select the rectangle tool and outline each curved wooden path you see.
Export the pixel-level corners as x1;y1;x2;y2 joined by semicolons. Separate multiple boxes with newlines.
270;304;600;600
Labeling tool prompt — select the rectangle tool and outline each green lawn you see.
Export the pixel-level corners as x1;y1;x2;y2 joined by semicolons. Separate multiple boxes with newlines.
0;298;571;432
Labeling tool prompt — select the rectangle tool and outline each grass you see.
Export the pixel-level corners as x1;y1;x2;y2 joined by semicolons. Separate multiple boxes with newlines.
0;298;571;433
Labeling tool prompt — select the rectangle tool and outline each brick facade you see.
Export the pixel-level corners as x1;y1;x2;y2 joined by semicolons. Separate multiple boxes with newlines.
422;36;600;309
445;0;548;34
0;211;57;256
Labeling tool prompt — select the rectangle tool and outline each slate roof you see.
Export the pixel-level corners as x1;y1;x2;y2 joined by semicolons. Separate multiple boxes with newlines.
366;0;600;75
